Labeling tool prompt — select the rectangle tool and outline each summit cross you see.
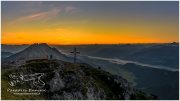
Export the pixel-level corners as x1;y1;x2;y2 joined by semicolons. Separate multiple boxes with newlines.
70;48;80;64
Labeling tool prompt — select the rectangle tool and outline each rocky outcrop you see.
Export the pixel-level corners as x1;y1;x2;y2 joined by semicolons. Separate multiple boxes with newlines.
2;59;157;100
49;72;65;92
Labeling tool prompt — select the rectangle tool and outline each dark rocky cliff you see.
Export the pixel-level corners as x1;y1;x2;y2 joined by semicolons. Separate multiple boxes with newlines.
2;59;157;100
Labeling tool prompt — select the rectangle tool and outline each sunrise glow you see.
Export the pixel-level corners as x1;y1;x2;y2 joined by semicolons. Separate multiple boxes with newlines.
2;1;179;45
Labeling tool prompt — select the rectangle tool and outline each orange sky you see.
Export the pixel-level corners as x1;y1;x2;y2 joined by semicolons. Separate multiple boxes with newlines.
2;1;179;45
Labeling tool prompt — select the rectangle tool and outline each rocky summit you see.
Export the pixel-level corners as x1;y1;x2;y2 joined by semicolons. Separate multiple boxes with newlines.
4;43;70;61
1;59;157;100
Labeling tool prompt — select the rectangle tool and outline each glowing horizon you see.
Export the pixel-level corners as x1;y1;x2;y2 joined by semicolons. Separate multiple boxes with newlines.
2;1;179;45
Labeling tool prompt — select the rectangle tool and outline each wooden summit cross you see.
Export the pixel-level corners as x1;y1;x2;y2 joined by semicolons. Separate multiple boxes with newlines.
70;48;80;64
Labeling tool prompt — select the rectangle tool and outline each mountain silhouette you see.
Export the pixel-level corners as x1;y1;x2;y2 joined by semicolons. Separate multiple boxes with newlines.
5;43;70;61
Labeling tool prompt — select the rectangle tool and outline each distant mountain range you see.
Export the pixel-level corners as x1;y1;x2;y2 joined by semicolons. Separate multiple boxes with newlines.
53;43;179;69
125;44;179;68
2;43;179;69
1;44;29;53
1;52;14;59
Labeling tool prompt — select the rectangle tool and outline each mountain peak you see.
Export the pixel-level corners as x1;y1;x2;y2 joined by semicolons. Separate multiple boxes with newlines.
5;43;70;62
29;43;49;47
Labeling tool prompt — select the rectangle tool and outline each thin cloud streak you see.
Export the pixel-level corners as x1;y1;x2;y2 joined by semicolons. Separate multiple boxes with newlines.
11;8;61;24
10;5;78;25
64;6;78;13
